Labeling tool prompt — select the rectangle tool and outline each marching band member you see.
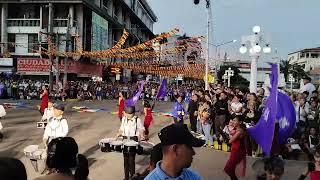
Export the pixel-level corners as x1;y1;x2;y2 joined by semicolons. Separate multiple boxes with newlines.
39;85;49;116
41;100;54;122
118;92;125;122
43;104;68;147
116;106;145;180
172;94;186;124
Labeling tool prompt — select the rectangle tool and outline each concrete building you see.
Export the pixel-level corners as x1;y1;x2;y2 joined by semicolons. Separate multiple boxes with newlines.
288;47;320;72
0;0;157;77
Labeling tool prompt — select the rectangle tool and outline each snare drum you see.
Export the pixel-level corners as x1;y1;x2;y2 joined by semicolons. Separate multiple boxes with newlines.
123;140;139;154
37;122;47;129
23;145;39;159
99;138;115;152
137;141;154;155
33;149;46;160
110;140;123;152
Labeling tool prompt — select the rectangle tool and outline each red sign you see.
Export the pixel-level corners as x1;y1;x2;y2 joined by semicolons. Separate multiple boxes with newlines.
17;58;103;76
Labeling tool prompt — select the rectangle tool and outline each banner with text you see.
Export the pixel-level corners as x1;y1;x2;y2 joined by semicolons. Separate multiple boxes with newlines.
17;58;103;76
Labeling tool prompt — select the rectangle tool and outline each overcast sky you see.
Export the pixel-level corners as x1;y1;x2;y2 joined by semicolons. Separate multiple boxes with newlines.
147;0;320;64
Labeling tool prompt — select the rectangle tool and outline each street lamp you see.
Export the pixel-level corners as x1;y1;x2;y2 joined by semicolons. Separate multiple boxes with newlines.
239;26;271;93
288;74;295;92
194;0;211;90
225;67;234;87
211;39;237;78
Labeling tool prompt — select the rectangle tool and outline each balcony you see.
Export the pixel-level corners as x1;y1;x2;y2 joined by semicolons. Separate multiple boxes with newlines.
7;19;40;27
53;19;68;27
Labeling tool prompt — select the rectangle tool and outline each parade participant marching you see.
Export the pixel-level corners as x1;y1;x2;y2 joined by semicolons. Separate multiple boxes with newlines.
116;106;145;180
118;92;125;122
172;94;186;124
224;115;247;180
41;100;55;122
43;104;68;147
143;100;154;140
39;85;49;115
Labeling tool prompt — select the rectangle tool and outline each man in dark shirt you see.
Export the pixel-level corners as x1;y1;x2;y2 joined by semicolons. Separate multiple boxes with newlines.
214;92;229;137
188;94;199;132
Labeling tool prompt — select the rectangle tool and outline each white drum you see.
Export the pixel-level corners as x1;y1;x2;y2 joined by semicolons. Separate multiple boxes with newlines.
110;140;123;152
123;140;139;154
23;145;39;159
33;149;46;160
99;138;116;152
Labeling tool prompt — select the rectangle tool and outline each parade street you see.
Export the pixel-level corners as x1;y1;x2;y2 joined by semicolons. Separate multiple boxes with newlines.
0;100;306;180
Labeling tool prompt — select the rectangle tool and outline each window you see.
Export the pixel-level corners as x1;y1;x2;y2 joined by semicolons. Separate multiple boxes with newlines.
8;34;15;52
300;53;305;58
311;53;319;58
103;0;108;9
306;53;309;58
28;34;39;53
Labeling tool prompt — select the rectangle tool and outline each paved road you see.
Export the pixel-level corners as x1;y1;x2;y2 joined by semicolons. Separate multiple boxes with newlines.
0;100;307;180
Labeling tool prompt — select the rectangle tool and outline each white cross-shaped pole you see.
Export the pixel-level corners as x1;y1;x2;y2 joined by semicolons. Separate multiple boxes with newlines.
225;67;234;87
288;74;295;92
223;73;228;84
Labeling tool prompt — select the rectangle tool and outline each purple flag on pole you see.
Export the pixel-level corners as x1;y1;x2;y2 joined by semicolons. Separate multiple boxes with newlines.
156;79;167;99
276;91;296;144
248;63;278;156
125;81;145;107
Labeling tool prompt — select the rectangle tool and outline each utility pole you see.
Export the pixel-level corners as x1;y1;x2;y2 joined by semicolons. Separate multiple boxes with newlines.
63;14;71;93
55;33;59;93
48;2;54;93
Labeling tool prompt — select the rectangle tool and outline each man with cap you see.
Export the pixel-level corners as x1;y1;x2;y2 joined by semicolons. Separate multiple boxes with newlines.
145;124;205;180
300;76;316;101
43;103;68;147
116;105;145;180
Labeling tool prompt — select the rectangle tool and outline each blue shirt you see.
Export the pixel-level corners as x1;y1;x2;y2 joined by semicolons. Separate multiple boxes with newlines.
144;161;202;180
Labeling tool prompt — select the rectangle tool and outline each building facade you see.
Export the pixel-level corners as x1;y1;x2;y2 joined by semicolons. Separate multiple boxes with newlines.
288;47;320;72
0;0;157;77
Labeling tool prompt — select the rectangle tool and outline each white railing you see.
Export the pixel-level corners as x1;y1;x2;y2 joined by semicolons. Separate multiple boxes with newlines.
53;18;68;27
7;18;40;27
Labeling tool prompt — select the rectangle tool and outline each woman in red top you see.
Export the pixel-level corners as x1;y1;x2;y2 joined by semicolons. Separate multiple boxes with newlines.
224;115;246;180
118;92;125;121
143;100;154;140
299;146;320;180
39;85;49;115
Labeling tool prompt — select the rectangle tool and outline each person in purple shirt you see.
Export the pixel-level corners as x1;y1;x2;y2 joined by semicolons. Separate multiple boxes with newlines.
145;124;205;180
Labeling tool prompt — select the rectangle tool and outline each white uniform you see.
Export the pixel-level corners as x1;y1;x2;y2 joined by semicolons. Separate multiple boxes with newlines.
299;82;316;100
43;116;68;144
41;107;54;121
120;116;144;137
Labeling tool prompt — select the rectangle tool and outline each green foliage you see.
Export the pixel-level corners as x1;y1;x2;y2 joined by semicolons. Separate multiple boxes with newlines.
280;60;307;81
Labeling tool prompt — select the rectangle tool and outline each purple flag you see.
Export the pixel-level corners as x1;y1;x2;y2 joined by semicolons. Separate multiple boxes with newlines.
125;81;145;107
276;91;296;144
248;63;278;156
156;79;167;99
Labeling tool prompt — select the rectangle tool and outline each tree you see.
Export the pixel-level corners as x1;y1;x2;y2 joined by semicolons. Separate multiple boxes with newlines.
280;60;307;81
217;65;249;89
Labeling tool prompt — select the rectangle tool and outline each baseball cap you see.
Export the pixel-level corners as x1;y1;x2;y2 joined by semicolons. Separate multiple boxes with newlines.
54;103;65;111
158;124;205;147
303;76;312;81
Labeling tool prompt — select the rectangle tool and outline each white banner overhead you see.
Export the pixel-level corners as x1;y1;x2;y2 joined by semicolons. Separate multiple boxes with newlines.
0;58;13;66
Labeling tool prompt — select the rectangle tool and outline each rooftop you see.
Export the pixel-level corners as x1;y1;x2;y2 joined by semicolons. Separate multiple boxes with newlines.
288;47;320;55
